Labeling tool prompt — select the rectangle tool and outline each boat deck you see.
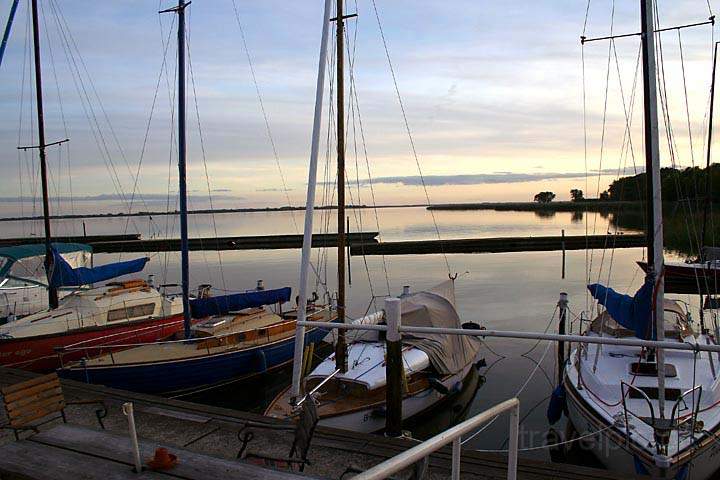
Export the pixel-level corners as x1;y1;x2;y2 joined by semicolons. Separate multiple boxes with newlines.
0;367;646;479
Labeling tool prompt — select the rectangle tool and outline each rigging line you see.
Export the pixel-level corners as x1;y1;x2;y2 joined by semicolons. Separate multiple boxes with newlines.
588;2;616;289
185;27;228;293
122;14;175;254
50;0;143;212
370;0;451;276
47;0;139;234
582;0;592;36
678;30;697;168
16;0;29;226
229;0;298;234
40;1;74;223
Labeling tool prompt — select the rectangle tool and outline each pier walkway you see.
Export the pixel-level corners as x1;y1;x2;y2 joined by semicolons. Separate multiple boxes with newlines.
0;367;641;479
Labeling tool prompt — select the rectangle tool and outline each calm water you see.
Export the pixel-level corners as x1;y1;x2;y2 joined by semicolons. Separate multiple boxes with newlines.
0;207;690;464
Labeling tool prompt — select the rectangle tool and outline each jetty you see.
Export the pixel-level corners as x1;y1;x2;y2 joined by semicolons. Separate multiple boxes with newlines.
0;234;141;247
349;233;645;256
0;366;641;479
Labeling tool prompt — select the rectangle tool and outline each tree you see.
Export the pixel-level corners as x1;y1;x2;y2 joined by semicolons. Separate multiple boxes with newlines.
534;191;556;204
599;190;610;201
570;189;584;202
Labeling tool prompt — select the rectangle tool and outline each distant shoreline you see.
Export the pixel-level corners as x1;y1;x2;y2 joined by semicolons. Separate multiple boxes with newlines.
427;201;640;211
0;201;645;222
0;204;427;222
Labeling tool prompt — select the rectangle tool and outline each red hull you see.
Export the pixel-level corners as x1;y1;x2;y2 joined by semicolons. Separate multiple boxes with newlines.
0;314;186;372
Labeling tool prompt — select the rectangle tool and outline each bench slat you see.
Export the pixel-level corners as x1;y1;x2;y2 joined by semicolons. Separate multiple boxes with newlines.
1;373;59;396
3;377;61;404
6;386;63;413
10;400;65;428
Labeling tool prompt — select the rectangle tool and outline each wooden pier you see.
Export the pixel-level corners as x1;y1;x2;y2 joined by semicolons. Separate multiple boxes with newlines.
349;233;645;256
0;234;141;247
0;367;643;479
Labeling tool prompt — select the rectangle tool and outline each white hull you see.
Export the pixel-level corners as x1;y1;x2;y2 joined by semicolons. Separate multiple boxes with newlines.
318;363;472;433
566;382;720;479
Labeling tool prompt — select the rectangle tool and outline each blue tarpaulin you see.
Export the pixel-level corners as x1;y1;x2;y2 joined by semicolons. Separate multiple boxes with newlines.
190;287;291;319
49;247;148;288
587;279;654;339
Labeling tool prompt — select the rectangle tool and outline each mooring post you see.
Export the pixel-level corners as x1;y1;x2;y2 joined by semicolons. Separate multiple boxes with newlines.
385;296;402;437
561;229;566;279
557;292;568;385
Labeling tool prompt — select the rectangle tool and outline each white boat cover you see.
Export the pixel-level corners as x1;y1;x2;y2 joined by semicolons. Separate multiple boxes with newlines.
308;342;430;390
400;280;482;375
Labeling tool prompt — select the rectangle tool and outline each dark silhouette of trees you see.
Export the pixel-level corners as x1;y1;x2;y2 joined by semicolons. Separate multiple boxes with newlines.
534;191;556;203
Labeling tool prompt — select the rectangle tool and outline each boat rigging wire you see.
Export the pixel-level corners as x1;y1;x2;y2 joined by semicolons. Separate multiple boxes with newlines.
370;0;451;277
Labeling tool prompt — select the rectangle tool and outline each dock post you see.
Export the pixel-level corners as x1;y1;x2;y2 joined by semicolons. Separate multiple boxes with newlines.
122;402;142;473
385;297;402;437
557;292;568;385
561;229;566;279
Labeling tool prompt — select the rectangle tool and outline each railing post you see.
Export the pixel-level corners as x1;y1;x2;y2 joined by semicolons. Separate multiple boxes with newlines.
557;292;568;386
451;437;461;480
385;297;402;437
508;402;519;480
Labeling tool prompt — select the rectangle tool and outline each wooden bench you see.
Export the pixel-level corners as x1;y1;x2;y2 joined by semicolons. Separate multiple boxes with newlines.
1;373;107;440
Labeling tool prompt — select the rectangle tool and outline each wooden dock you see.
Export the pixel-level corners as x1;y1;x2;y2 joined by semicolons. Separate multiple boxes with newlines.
0;234;141;247
0;367;643;479
88;232;379;253
349;233;645;256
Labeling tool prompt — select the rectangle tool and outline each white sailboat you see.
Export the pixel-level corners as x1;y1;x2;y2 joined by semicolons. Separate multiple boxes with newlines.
563;1;720;478
265;0;481;433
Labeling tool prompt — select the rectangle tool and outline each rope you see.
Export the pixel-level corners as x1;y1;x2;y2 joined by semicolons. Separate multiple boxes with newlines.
370;0;451;277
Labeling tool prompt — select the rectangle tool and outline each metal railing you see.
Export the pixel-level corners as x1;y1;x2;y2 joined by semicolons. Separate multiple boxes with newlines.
352;398;520;480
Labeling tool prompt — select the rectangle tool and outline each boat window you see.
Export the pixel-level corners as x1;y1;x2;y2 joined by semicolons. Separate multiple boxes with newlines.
107;303;155;322
629;362;677;378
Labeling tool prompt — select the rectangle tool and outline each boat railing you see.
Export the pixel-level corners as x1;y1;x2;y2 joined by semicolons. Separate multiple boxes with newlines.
351;397;520;480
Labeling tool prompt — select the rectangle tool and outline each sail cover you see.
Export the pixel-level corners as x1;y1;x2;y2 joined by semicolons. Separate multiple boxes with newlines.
190;287;291;318
587;280;654;339
48;247;148;288
0;243;91;282
401;280;482;375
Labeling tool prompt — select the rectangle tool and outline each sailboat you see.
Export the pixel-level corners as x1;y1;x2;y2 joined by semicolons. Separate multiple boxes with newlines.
56;0;337;395
0;0;191;372
563;2;720;478
265;0;482;433
0;243;92;321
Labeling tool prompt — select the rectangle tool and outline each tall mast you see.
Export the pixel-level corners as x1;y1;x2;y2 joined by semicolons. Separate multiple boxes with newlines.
701;42;719;259
161;0;191;338
30;0;58;309
640;0;666;415
290;0;333;399
334;0;348;373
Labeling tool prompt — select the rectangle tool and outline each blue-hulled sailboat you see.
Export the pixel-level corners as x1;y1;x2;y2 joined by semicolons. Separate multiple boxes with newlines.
56;0;337;394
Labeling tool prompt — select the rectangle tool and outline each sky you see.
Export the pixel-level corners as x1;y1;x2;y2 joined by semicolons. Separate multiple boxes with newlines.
0;0;717;216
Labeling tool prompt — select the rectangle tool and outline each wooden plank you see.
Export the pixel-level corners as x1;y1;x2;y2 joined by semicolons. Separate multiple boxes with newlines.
1;373;58;396
10;400;65;427
6;386;62;413
30;424;313;480
0;441;167;480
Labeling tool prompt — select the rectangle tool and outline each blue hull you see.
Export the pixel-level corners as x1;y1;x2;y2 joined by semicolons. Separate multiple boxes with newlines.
58;326;331;395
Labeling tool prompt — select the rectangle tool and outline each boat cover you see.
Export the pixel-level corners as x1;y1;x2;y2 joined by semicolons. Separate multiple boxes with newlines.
0;243;91;279
48;247;148;288
587;279;654;339
189;287;291;318
401;280;482;375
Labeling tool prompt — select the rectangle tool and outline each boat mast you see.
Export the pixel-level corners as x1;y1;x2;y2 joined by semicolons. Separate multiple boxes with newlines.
640;0;666;415
161;0;192;338
290;0;333;399
335;0;348;373
30;0;58;309
0;0;20;69
701;42;719;261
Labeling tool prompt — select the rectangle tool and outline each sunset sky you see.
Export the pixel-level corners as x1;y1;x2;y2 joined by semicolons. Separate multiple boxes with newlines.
0;0;716;216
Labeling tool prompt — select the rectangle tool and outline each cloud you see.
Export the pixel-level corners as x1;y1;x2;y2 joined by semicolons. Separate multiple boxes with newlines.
255;187;294;192
0;193;243;202
365;168;644;187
